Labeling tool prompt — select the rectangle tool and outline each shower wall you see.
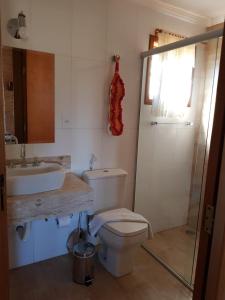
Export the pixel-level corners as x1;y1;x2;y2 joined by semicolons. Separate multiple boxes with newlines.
187;38;223;231
135;45;206;233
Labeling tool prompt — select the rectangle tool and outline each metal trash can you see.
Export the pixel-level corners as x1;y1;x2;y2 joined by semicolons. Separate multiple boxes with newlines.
73;241;96;286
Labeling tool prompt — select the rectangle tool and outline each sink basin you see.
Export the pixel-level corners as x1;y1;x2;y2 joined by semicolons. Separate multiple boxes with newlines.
7;162;66;196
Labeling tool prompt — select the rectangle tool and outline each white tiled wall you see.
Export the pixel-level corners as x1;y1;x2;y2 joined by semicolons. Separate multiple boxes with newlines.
2;0;204;267
134;44;207;233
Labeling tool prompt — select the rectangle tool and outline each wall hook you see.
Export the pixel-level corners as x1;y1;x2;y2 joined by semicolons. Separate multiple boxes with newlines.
113;55;120;62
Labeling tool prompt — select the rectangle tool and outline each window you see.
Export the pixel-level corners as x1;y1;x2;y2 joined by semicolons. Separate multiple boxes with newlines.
145;29;195;119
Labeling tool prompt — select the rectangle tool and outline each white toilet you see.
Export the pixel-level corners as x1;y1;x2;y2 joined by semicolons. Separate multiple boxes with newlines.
83;169;149;277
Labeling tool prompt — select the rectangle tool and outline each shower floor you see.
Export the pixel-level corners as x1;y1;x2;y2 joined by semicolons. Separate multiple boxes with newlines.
143;225;198;286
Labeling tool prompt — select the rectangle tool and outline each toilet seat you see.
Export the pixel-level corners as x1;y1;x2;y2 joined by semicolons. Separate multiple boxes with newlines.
103;221;148;237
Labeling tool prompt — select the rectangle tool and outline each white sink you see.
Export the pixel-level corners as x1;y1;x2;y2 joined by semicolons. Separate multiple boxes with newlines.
7;162;66;196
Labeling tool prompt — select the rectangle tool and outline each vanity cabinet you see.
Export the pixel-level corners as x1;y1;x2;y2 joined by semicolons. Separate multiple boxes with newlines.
7;173;93;225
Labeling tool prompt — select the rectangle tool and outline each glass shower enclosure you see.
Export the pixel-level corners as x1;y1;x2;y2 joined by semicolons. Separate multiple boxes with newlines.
134;29;223;288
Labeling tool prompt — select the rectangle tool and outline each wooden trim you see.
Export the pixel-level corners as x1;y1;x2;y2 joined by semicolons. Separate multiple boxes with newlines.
193;24;225;300
187;66;195;108
0;17;9;300
12;48;27;143
206;140;225;299
204;24;225;300
144;34;155;105
207;23;224;32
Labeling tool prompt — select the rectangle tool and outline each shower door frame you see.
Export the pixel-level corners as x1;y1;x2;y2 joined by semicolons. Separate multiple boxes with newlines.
138;25;225;298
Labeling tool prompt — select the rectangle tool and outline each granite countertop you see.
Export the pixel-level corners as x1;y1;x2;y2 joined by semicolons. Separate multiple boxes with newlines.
7;172;93;225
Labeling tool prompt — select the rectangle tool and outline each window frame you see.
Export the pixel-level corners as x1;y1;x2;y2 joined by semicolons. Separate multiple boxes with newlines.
144;34;156;105
144;30;195;109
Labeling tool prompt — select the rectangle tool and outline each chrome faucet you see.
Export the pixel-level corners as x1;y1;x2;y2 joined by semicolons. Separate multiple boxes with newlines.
20;144;27;167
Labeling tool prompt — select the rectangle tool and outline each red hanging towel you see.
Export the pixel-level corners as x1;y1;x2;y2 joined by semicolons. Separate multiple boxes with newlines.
108;56;125;136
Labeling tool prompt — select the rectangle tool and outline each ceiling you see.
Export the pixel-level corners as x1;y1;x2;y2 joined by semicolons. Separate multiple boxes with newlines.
161;0;225;18
131;0;225;23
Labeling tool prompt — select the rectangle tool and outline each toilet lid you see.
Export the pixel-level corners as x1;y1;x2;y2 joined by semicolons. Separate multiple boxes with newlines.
103;221;148;237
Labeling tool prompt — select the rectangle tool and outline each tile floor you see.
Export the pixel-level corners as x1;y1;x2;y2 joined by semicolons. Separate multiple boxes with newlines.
144;226;197;285
10;246;192;300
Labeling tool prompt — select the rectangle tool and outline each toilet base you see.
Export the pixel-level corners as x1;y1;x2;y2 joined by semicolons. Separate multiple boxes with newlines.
98;244;135;277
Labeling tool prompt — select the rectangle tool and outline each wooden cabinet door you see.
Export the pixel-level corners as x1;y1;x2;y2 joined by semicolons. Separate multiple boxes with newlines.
0;33;9;300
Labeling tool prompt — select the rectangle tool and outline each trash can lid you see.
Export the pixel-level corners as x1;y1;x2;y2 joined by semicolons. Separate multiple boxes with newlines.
73;242;95;258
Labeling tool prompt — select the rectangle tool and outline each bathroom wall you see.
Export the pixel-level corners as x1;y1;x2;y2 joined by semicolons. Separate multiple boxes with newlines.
1;0;205;267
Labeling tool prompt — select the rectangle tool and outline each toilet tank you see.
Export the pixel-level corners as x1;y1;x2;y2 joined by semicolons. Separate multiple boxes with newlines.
83;169;128;214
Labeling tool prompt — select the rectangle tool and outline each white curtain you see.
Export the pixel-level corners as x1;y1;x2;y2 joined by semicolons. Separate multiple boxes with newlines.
149;32;195;119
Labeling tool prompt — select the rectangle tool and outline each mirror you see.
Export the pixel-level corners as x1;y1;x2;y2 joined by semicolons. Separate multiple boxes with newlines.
2;46;55;144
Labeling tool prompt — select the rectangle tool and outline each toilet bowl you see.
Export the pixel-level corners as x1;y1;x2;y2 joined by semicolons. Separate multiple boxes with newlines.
97;219;148;277
83;169;150;277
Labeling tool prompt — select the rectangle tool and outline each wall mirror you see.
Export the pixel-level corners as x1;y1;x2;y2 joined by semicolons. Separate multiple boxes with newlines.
2;46;55;144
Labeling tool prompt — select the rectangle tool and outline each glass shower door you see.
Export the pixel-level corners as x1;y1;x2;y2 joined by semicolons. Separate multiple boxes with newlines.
134;36;223;287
